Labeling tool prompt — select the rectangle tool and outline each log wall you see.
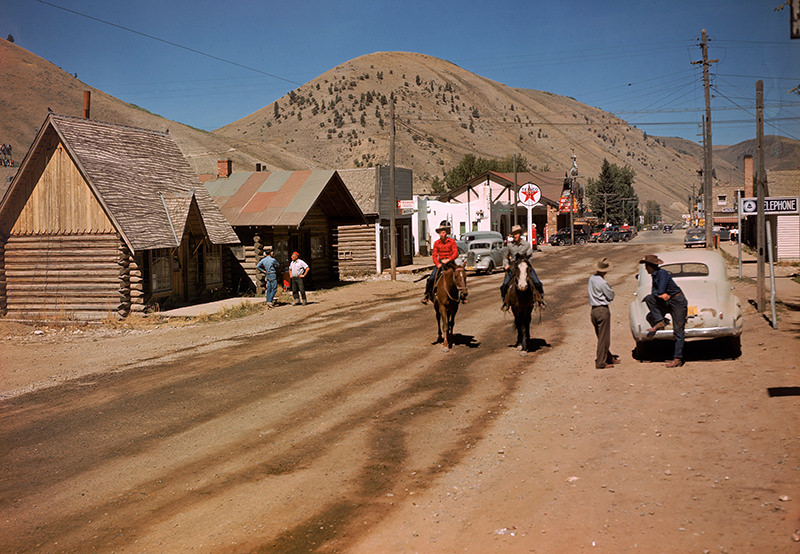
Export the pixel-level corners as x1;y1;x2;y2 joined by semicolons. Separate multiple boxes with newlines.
0;236;6;315
335;224;378;277
4;233;124;321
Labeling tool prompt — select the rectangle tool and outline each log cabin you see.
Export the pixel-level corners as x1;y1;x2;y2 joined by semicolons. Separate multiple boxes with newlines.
200;163;365;291
0;113;239;321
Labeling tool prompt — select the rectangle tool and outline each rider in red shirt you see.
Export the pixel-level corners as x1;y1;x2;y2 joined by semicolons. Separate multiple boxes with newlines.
422;221;460;304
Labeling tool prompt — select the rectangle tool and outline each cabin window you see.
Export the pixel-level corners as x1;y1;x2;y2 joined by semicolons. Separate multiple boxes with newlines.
717;195;727;206
402;225;411;255
204;243;222;286
311;235;325;259
150;249;172;293
381;227;389;257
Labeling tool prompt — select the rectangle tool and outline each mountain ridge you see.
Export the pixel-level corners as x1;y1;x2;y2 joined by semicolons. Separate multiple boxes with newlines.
2;41;797;220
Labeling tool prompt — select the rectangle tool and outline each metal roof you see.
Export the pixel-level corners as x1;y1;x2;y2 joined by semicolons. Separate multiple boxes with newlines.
205;169;365;227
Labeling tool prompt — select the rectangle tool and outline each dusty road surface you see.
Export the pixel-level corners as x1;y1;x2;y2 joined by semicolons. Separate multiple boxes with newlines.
1;236;798;553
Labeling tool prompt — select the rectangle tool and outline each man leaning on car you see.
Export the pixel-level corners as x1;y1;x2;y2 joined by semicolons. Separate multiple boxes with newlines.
640;254;687;368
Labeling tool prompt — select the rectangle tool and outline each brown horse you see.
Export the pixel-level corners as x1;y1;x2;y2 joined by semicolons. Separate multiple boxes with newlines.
433;263;469;350
505;259;544;355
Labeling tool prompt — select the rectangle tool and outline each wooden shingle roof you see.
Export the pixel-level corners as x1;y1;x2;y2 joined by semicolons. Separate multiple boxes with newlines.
43;114;238;251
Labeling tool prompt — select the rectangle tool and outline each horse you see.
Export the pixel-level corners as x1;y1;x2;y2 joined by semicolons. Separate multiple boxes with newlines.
432;263;469;350
505;259;544;355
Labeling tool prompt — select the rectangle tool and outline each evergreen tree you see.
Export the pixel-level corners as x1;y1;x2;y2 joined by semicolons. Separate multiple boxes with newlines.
586;159;638;225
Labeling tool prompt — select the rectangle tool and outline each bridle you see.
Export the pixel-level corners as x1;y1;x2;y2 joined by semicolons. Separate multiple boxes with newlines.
443;266;468;303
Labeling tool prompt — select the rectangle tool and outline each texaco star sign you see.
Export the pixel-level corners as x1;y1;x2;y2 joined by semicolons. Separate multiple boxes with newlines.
518;183;541;206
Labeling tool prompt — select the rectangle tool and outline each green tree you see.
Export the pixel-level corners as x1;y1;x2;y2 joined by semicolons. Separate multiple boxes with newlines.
442;154;531;191
586;159;638;225
643;200;662;225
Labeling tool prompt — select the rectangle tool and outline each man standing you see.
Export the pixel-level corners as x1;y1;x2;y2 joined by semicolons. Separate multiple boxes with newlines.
289;251;310;306
421;221;459;304
640;254;687;368
500;225;543;311
256;249;280;308
588;257;619;369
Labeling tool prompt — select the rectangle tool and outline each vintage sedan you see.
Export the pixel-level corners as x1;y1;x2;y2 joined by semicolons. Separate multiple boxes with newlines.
464;239;505;274
684;227;706;247
629;250;743;356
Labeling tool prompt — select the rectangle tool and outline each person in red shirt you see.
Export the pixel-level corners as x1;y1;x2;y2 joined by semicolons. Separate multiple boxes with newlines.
421;221;460;304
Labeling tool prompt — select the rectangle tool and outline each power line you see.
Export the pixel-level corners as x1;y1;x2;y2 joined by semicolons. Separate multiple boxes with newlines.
36;0;301;86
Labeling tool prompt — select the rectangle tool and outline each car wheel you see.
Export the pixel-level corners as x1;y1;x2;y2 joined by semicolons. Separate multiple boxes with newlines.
556;239;563;246
633;341;651;360
486;261;494;274
727;335;742;357
577;238;586;245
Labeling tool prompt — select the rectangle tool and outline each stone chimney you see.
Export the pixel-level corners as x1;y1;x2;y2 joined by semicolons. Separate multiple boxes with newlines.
743;155;753;197
218;159;232;178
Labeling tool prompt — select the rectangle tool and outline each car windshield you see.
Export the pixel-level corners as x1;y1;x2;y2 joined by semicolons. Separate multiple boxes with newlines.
470;242;490;250
661;263;709;277
686;229;704;237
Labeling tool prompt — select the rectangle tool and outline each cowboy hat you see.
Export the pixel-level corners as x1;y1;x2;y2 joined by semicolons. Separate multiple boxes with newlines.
639;254;663;266
510;225;524;235
435;220;451;233
594;257;612;273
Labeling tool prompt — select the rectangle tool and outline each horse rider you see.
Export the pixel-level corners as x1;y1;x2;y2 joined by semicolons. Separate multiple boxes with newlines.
421;221;460;304
500;225;544;311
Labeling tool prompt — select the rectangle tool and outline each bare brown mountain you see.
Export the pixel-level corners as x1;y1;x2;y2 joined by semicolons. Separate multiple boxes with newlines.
0;39;299;178
214;50;742;218
2;41;797;220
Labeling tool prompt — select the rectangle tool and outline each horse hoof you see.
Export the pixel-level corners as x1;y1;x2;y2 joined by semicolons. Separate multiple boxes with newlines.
516;345;523;351
442;346;450;352
519;350;528;357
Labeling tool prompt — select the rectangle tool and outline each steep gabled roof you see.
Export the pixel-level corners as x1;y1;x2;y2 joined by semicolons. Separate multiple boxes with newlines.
437;170;565;206
1;113;239;251
204;169;365;227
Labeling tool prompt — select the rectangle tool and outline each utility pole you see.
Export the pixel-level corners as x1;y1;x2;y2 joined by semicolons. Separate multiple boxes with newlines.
569;154;578;245
692;29;718;248
756;80;766;312
389;97;397;281
513;154;518;228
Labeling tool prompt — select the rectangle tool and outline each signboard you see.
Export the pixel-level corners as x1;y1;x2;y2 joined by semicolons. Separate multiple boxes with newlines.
518;183;541;207
558;195;577;214
793;0;800;39
741;196;799;216
397;199;415;215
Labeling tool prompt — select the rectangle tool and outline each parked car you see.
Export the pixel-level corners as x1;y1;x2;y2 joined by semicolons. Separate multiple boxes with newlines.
549;227;589;246
597;225;631;242
461;230;504;244
629;250;743;356
684;227;706;248
453;240;468;266
713;226;731;241
588;230;602;243
464;238;506;274
662;224;674;233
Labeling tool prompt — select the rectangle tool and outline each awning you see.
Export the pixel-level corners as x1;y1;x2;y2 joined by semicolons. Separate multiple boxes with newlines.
713;216;738;224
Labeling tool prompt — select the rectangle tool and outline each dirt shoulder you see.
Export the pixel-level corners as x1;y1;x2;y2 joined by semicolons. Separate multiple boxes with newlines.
0;278;417;399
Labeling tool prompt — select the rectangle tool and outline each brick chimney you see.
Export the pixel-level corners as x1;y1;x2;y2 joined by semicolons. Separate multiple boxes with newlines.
218;159;232;178
743;155;753;197
83;90;91;119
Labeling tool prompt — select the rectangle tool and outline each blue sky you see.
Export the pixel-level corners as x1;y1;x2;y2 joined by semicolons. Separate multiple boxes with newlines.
4;0;799;145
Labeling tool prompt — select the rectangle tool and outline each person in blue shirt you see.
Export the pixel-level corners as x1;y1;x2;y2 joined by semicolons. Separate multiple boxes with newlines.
640;254;687;368
256;249;281;308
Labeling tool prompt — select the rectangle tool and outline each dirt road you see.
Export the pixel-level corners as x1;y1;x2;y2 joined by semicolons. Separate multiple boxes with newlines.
1;237;798;553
